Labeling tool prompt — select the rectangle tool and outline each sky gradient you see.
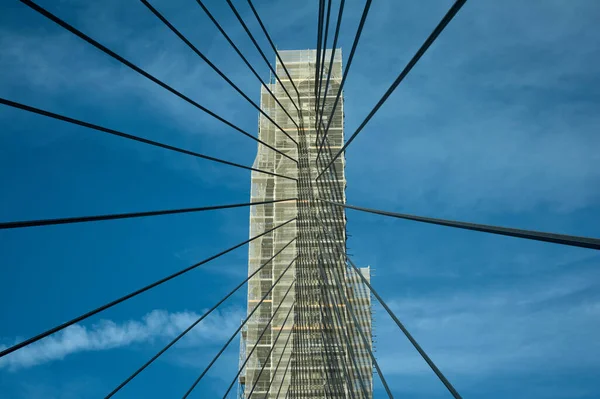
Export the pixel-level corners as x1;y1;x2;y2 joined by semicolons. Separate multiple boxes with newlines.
1;0;599;398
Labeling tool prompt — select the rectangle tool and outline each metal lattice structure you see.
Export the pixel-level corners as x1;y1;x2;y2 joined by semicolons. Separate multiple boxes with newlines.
242;50;373;399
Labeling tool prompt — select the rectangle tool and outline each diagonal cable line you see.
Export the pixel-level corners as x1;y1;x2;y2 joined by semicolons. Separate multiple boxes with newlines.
0;218;296;360
302;237;338;396
316;229;370;398
322;275;368;399
224;0;301;115
140;0;299;145
317;0;468;179
346;264;379;393
275;346;294;399
314;149;382;397
306;191;359;396
323;159;375;398
316;0;345;142
326;251;394;399
229;299;296;398
313;261;349;398
261;316;294;396
299;79;366;399
195;0;300;130
0;98;295;181
19;0;297;164
314;0;324;121
244;318;295;398
294;69;359;397
316;257;367;399
297;110;360;396
318;220;464;399
0;198;295;230
104;236;297;398
321;199;600;250
315;0;332;134
316;200;374;397
243;1;310;191
293;56;334;396
245;0;302;101
315;0;372;161
181;260;297;398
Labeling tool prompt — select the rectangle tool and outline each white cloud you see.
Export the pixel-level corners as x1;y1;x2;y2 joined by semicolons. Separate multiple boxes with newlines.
0;307;244;371
374;265;600;381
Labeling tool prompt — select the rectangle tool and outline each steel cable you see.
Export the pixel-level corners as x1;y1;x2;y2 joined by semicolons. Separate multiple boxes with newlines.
0;218;296;359
317;0;468;179
19;0;297;163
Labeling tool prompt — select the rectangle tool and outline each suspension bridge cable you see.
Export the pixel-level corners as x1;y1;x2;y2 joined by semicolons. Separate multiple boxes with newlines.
18;0;297;164
299;195;344;398
293;81;339;397
316;0;332;135
314;0;324;122
314;263;351;399
321;199;600;250
317;134;378;397
301;203;334;395
0;98;295;181
104;237;297;398
224;0;301;115
275;348;294;399
244;5;309;173
194;0;300;130
245;318;295;399
316;226;370;398
312;0;326;179
0;199;295;230
261;316;294;396
294;83;359;398
316;0;345;141
245;0;302;101
0;218;296;360
315;0;372;161
308;198;361;397
328;276;368;399
301;224;342;397
314;137;390;393
318;220;464;399
317;0;468;179
299;148;361;397
322;234;372;396
140;0;299;145
315;195;374;393
181;260;297;398
316;257;368;399
326;254;394;399
232;300;296;398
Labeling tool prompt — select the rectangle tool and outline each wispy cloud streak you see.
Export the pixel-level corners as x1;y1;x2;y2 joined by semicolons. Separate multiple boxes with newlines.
375;262;600;380
0;308;243;371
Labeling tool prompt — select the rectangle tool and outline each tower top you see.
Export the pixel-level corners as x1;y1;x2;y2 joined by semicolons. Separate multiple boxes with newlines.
276;48;343;63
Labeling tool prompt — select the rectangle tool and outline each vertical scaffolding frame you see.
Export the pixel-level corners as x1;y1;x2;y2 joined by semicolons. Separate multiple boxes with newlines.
241;49;372;399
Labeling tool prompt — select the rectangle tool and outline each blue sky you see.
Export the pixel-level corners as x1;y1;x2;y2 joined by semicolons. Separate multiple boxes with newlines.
1;0;599;398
